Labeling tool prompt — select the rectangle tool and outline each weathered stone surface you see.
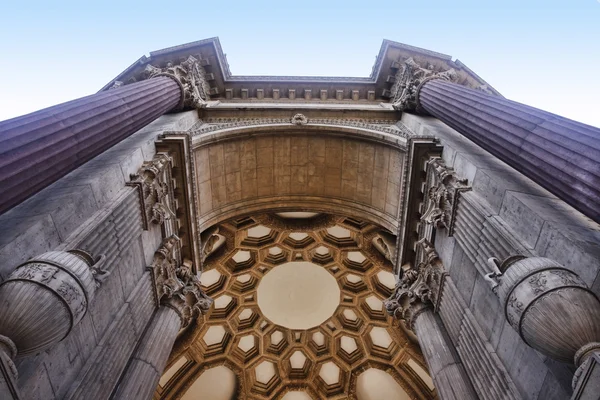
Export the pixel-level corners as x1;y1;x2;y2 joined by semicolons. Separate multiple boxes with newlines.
0;77;181;214
419;78;600;224
112;307;181;400
413;310;477;400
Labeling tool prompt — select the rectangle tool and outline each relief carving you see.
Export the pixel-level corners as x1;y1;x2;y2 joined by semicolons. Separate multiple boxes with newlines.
384;239;447;330
144;55;210;110
390;57;458;112
421;157;470;235
129;153;177;231
151;236;213;328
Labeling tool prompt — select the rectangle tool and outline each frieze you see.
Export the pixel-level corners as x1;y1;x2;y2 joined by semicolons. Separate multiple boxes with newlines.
191;117;408;138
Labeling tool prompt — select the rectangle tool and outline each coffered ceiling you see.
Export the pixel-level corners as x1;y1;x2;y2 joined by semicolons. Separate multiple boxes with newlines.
155;212;436;399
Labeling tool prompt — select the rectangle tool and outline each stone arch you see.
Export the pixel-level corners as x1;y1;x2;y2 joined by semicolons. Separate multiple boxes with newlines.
192;123;408;232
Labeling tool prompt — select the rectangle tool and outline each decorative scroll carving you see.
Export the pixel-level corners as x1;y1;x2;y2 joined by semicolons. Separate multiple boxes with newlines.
384;239;447;329
144;55;210;110
390;57;458;112
421;157;470;236
150;236;213;328
128;153;176;231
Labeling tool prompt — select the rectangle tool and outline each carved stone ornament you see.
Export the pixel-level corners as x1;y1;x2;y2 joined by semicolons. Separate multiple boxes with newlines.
390;57;458;112
291;113;308;125
421;157;470;235
150;236;213;328
485;255;600;388
193;117;406;138
144;55;210;110
383;239;447;330
129;153;176;230
0;250;104;357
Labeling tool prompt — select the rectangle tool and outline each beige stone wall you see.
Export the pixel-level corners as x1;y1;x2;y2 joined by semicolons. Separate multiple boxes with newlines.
194;134;404;231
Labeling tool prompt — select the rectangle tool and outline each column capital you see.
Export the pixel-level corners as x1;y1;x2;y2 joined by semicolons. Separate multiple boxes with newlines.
390;57;458;112
144;55;210;110
421;157;471;236
384;239;447;329
150;236;213;328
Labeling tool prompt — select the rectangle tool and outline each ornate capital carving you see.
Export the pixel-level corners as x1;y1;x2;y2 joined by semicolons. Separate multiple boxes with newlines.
150;236;213;328
144;55;210;110
129;153;177;231
391;57;458;112
421;157;470;235
384;239;447;330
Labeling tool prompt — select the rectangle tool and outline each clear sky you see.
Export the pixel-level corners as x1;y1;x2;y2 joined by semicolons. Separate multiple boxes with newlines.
1;0;599;127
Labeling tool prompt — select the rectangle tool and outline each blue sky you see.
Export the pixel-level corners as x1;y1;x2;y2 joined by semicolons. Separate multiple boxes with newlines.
1;0;599;127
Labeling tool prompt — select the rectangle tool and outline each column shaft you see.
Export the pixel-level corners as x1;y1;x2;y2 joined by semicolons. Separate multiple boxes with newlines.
413;309;477;400
0;77;181;215
112;307;181;400
419;79;600;223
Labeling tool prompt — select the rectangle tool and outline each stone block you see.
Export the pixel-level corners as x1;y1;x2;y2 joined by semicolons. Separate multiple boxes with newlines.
141;226;163;267
469;274;504;348
448;246;477;305
44;338;83;398
89;266;125;340
537;371;571;400
60;162;127;208
535;221;600;288
0;215;61;279
433;228;455;272
117;236;146;296
499;191;545;248
17;362;55;400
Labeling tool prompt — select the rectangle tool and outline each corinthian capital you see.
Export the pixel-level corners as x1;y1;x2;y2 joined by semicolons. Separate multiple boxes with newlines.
145;55;211;110
384;239;447;329
391;57;457;112
150;236;213;328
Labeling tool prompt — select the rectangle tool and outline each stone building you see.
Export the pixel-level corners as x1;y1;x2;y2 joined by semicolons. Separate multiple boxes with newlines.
0;37;599;400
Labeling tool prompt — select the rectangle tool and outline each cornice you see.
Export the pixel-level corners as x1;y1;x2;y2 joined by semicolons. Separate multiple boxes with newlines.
99;37;501;102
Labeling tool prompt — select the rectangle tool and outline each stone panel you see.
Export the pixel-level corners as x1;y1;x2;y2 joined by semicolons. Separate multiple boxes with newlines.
194;135;405;229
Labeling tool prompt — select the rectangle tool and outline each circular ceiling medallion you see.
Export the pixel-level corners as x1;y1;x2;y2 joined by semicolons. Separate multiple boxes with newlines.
257;261;340;329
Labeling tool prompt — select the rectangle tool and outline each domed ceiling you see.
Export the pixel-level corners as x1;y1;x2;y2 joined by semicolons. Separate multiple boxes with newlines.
155;212;436;399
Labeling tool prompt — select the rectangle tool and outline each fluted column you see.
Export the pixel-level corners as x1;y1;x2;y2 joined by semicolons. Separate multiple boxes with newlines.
112;236;213;398
418;78;600;223
384;240;477;400
0;55;210;215
112;307;181;400
0;77;180;214
413;310;478;400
